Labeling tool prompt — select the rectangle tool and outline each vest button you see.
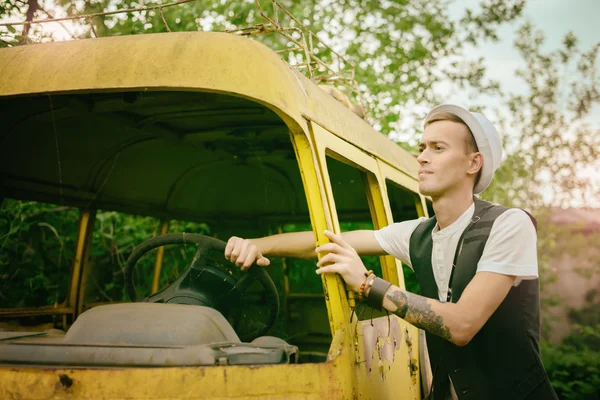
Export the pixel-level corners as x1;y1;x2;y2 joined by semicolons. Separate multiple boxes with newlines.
453;368;460;373
461;389;469;394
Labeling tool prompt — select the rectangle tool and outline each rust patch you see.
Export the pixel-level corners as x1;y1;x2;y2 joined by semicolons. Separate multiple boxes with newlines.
55;373;73;390
322;281;330;301
405;327;419;384
361;316;402;380
326;328;345;362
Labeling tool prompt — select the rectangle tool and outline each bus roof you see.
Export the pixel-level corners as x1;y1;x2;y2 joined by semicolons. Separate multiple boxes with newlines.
0;32;418;179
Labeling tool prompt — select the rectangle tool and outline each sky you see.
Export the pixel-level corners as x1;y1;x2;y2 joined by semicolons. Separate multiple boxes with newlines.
451;0;599;77
445;0;599;117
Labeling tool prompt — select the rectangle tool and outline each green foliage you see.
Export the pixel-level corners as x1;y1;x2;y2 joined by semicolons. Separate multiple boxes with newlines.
402;263;420;294
85;213;212;303
159;219;211;290
86;210;161;303
281;222;323;294
539;248;600;398
569;289;600;328
542;324;600;399
0;199;79;307
460;0;526;44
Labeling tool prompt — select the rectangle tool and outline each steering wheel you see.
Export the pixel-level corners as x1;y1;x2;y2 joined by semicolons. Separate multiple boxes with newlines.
124;233;279;342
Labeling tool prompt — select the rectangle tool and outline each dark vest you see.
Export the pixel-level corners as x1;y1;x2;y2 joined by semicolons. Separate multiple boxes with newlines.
409;197;557;400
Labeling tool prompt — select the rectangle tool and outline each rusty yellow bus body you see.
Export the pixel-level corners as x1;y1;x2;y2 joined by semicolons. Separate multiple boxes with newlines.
0;32;429;399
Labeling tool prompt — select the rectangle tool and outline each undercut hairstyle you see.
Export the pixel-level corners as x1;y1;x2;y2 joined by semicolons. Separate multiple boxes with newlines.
424;112;482;188
424;112;479;154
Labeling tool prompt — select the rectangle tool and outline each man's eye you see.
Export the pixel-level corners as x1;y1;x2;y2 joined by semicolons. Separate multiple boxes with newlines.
418;148;424;153
436;146;443;151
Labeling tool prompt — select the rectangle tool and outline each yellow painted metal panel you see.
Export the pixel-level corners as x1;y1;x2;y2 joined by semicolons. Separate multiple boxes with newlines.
310;123;401;287
72;210;97;317
290;124;350;335
418;195;431;218
309;122;381;321
151;220;171;294
353;316;420;400
377;161;420;195
0;365;352;400
308;122;419;399
0;306;73;317
0;330;356;400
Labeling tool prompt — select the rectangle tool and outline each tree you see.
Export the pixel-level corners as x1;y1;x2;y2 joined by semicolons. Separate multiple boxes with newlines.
1;0;526;141
483;23;600;210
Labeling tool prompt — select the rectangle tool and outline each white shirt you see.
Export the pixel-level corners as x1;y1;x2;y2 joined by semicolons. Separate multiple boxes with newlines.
374;203;538;302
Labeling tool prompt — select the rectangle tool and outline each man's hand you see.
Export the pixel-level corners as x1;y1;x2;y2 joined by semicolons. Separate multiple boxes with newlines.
225;237;270;271
315;230;368;292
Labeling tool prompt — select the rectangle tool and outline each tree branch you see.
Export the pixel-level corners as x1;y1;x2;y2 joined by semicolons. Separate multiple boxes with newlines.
20;0;39;44
37;3;75;39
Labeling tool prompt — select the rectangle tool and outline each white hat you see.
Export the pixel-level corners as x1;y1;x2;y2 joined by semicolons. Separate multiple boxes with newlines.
424;104;503;194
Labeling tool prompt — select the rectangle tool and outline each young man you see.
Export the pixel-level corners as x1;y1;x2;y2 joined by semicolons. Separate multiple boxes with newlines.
224;104;557;399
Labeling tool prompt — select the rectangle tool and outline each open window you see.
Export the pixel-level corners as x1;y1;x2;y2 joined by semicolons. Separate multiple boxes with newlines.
0;198;80;330
385;179;422;294
325;154;389;320
0;90;323;366
81;211;162;309
276;221;330;361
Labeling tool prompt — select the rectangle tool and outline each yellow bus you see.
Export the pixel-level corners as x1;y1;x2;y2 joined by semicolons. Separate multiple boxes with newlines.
0;30;432;399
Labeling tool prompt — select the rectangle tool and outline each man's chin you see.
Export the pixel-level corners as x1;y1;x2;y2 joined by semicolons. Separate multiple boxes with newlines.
418;183;433;197
418;184;442;198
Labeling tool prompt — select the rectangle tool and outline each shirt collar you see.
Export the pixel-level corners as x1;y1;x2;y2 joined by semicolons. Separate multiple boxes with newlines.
432;202;475;239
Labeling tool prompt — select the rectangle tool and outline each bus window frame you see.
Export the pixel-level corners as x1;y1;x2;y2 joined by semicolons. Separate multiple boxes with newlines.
306;121;416;333
308;121;425;390
309;121;406;286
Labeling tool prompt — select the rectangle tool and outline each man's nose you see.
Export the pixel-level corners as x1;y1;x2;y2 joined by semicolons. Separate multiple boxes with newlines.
417;150;429;165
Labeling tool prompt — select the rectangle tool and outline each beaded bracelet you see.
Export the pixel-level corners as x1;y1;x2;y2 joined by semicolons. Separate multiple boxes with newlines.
358;270;375;301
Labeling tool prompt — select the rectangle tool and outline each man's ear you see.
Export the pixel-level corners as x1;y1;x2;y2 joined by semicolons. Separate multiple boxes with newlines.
467;152;483;176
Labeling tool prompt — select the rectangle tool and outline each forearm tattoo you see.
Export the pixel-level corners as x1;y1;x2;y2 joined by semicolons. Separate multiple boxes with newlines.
386;288;409;318
385;287;452;341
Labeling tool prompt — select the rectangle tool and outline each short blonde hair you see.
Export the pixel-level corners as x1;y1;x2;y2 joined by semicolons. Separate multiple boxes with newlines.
424;112;479;153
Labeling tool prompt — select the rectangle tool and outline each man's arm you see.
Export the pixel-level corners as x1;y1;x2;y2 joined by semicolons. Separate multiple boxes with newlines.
374;272;515;346
316;230;515;347
225;230;386;271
